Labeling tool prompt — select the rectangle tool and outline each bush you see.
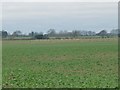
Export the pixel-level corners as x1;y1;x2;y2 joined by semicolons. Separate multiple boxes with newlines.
34;34;49;39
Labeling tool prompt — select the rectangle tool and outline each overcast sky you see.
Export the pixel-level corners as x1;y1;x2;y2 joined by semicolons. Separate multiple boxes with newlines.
2;2;118;34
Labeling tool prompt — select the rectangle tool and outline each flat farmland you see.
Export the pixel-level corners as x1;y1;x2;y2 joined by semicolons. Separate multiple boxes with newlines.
2;38;118;88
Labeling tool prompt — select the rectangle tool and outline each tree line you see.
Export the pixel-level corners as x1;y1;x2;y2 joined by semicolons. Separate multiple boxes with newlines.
0;29;119;39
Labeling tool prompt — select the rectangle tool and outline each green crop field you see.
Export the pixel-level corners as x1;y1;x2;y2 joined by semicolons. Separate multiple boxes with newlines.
2;38;118;88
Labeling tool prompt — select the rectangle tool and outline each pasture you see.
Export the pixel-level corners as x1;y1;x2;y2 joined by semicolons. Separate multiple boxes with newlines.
2;38;118;88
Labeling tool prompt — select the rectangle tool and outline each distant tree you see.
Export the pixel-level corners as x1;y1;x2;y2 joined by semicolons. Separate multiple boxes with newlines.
58;30;63;37
43;34;49;39
118;29;120;37
29;31;35;37
34;34;44;39
97;30;107;38
39;32;43;35
2;30;8;38
67;32;73;37
12;30;22;37
72;30;80;38
47;29;56;37
80;31;88;36
0;31;2;37
110;29;118;36
34;34;49;39
87;31;96;36
58;30;68;37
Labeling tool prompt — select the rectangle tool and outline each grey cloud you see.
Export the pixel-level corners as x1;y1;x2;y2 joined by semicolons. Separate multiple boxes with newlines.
2;2;118;33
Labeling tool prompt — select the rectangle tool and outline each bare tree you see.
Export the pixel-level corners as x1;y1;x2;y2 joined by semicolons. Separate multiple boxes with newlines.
72;30;80;38
12;30;22;37
47;29;56;37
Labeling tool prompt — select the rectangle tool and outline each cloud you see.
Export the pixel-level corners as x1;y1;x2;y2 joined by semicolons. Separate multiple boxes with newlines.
0;3;2;31
1;0;119;2
2;2;118;33
2;2;117;20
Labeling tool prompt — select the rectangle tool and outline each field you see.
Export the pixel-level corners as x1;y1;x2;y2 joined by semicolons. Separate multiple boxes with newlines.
2;38;118;88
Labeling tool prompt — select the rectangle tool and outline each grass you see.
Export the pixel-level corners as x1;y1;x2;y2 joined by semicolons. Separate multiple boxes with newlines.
2;38;118;88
